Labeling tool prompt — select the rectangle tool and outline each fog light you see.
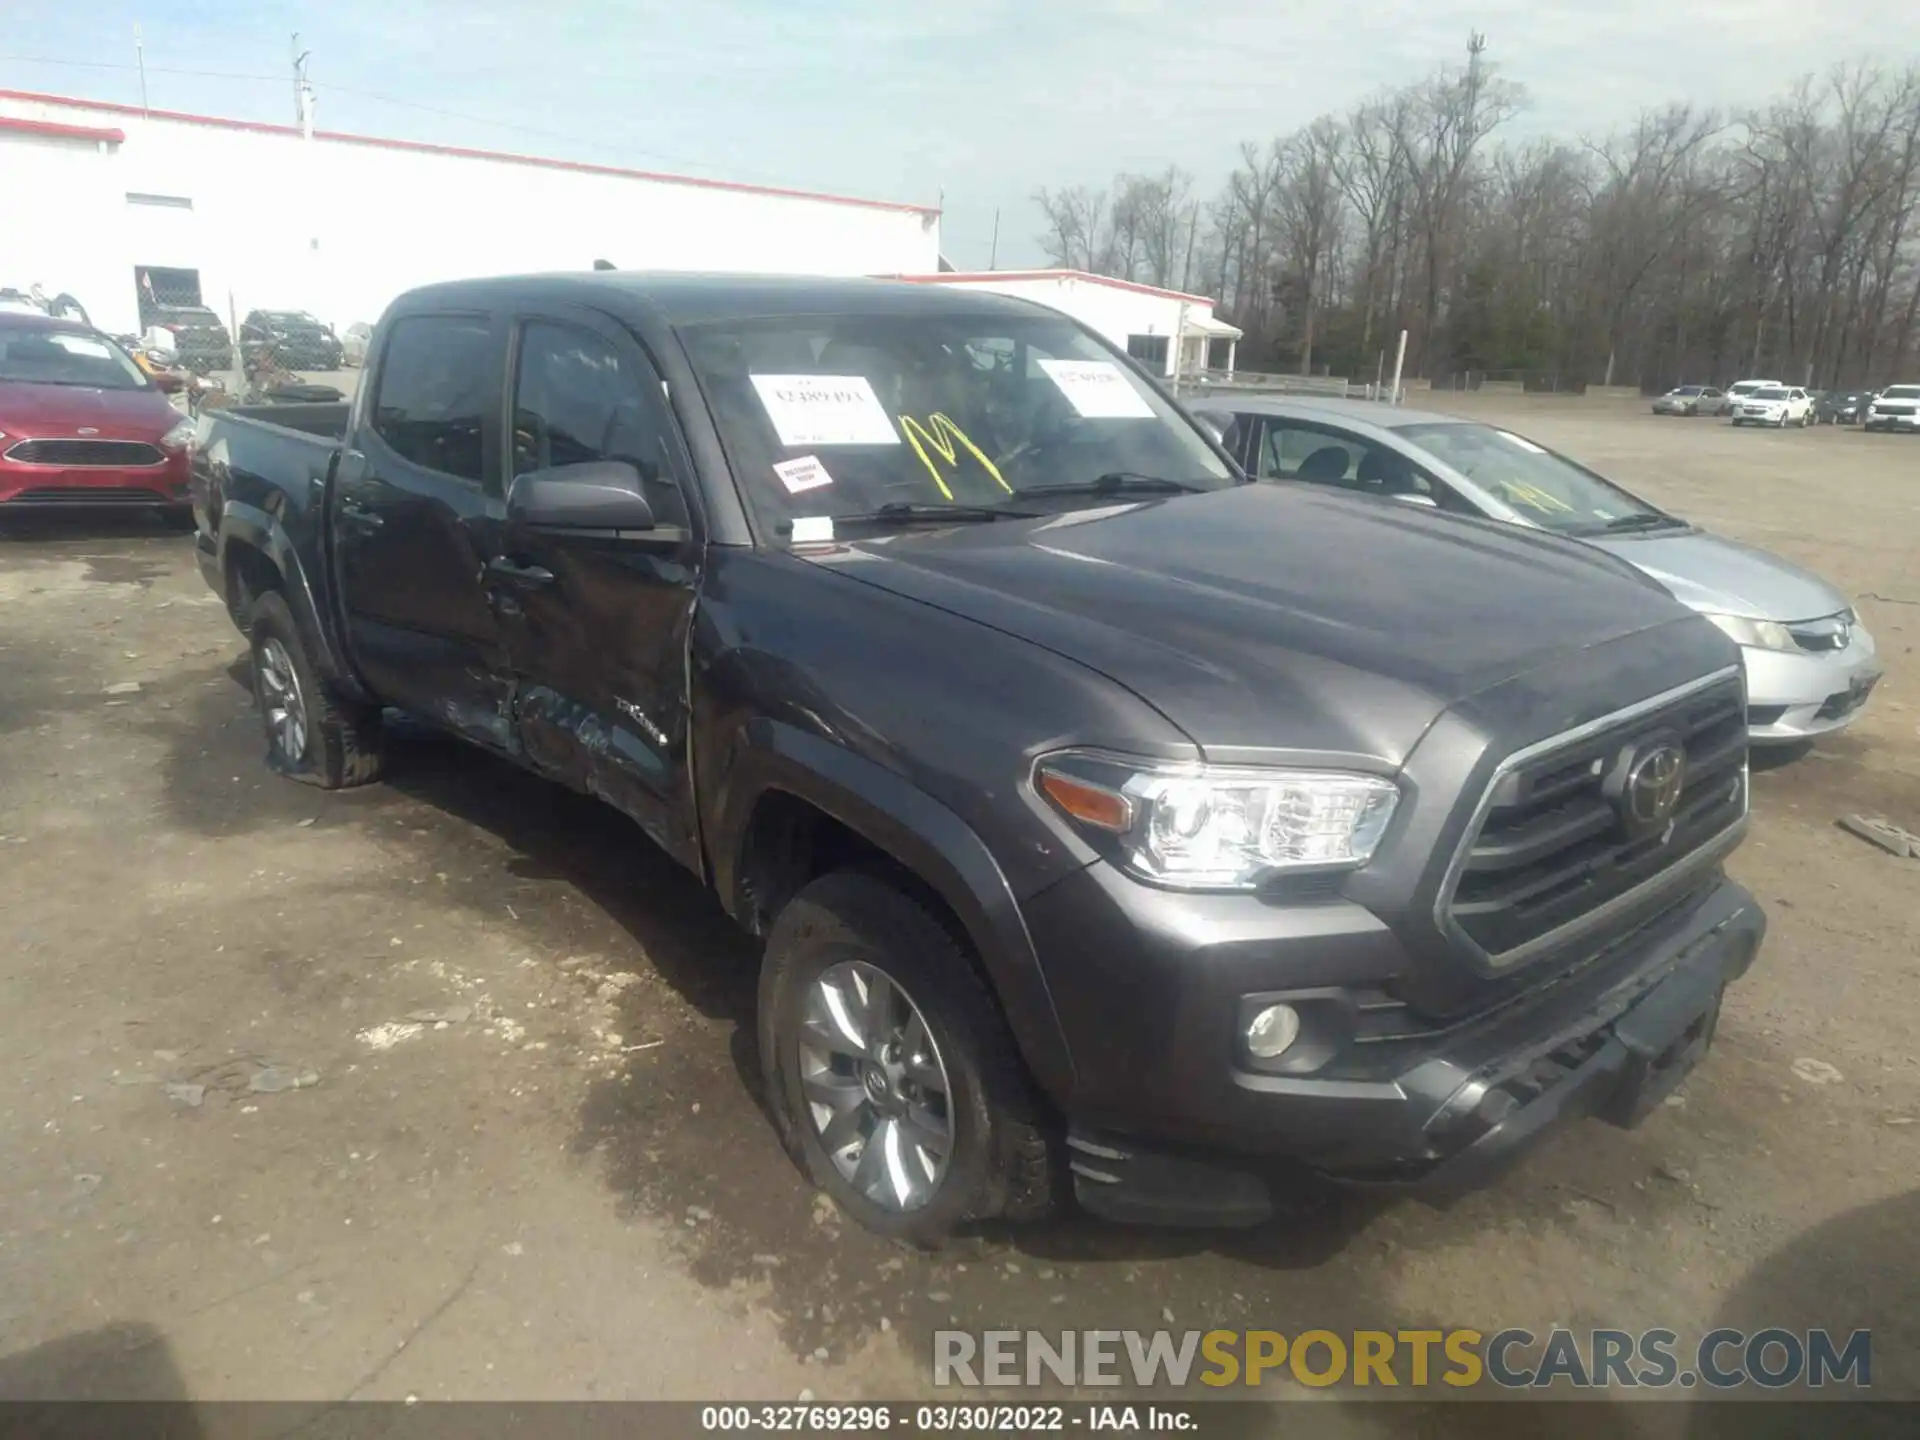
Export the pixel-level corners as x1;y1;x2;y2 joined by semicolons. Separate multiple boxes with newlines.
1245;1004;1301;1060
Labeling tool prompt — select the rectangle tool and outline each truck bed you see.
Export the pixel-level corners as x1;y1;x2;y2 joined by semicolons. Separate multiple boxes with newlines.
215;401;351;441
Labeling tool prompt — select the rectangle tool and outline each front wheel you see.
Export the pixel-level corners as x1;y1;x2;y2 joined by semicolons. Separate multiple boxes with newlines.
758;871;1055;1244
248;591;385;789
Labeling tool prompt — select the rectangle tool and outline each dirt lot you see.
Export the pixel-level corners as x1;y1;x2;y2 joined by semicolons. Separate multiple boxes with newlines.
1;396;1915;1423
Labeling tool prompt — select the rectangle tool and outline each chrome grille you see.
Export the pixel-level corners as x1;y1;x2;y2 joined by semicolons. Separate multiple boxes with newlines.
1439;669;1748;969
6;439;165;467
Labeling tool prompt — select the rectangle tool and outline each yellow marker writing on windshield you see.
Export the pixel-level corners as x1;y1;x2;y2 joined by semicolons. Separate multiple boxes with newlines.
1500;480;1575;514
900;413;1012;500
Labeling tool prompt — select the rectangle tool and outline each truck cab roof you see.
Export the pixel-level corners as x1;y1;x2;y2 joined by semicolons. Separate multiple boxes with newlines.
389;271;1052;330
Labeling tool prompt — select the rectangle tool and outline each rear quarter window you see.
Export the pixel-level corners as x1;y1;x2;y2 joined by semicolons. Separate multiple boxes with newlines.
371;316;495;483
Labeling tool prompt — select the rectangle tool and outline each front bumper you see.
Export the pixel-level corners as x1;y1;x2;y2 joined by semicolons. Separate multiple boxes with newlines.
1864;411;1920;430
1741;634;1882;742
0;452;191;509
1020;847;1764;1225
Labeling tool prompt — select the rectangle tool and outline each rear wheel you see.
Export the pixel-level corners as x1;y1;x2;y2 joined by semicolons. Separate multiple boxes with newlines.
759;871;1055;1245
248;591;384;789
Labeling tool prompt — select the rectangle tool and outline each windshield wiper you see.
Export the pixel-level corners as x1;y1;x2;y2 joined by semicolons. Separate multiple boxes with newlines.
1597;512;1682;533
785;502;1037;532
1016;471;1209;498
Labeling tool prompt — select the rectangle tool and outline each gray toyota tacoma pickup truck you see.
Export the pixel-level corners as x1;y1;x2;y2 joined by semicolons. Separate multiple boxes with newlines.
189;272;1765;1241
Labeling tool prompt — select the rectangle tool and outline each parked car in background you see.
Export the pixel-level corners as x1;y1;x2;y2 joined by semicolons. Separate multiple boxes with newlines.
1721;379;1778;415
1863;384;1920;431
1195;395;1882;747
339;322;373;367
146;305;234;373
1652;385;1723;416
1730;385;1813;427
240;310;345;370
189;272;1765;1239
0;312;195;515
1817;389;1875;425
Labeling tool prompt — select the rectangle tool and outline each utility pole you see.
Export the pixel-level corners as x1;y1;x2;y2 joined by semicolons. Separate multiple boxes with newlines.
988;209;1000;270
1387;328;1409;405
133;25;149;114
292;34;314;135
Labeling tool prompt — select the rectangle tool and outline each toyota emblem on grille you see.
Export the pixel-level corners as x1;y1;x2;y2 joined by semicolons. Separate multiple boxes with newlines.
1612;740;1687;838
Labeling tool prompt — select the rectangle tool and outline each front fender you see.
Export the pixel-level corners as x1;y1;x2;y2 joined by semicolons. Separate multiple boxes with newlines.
217;502;369;701
712;718;1077;1106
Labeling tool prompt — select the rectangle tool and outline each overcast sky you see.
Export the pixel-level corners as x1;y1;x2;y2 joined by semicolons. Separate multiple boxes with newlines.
5;1;1911;269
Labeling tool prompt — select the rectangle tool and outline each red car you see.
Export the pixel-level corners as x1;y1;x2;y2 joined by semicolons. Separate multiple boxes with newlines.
0;313;196;515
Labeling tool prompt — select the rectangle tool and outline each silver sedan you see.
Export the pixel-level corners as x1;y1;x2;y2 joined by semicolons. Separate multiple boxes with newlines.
1194;396;1882;746
1652;385;1725;416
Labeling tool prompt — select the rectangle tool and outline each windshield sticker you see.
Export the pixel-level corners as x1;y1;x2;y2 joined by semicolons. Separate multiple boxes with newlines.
1495;429;1547;454
772;454;835;495
750;375;900;448
49;334;112;359
1037;359;1155;419
900;413;1011;500
790;515;835;544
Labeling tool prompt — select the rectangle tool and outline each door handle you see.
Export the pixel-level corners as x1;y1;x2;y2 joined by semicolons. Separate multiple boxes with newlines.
485;556;556;590
338;498;383;531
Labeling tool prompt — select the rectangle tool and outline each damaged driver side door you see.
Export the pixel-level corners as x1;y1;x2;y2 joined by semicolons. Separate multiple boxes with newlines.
488;309;703;871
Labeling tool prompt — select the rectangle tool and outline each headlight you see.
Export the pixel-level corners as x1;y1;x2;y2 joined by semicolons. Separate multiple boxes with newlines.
1704;612;1796;652
160;417;197;451
1034;752;1399;890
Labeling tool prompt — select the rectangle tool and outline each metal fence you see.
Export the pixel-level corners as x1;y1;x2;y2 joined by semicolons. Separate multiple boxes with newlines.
1175;369;1355;400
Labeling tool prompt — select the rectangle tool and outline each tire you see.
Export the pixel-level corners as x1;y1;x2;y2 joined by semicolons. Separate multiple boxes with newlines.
758;870;1056;1245
247;590;385;789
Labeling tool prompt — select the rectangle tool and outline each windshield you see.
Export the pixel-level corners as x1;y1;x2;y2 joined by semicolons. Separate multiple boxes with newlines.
1881;385;1920;400
1398;422;1670;536
1753;387;1790;401
1671;386;1702;396
681;311;1233;539
1729;382;1764;395
0;324;150;390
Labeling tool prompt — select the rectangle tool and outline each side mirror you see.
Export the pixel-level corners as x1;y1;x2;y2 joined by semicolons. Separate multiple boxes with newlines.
507;461;655;531
1391;492;1439;509
1192;411;1229;445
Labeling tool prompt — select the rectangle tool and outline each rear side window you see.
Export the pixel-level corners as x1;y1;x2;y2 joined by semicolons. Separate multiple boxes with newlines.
511;320;689;528
372;315;494;483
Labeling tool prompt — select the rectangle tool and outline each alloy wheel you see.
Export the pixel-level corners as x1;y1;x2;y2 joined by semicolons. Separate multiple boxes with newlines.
257;637;309;762
795;960;955;1213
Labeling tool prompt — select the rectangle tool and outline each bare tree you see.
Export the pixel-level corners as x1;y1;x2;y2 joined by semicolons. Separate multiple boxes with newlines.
1032;46;1920;388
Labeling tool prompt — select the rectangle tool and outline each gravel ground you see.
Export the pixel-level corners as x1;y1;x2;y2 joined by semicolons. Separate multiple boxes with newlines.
0;395;1913;1422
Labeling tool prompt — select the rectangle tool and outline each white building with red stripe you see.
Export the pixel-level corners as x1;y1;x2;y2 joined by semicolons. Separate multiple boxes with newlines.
892;270;1240;379
0;90;942;339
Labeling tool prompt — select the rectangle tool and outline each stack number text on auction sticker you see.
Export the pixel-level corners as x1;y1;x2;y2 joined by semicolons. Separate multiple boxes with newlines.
1037;359;1154;418
751;375;900;447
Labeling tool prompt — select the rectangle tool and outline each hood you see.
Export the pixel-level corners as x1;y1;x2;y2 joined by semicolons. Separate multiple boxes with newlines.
0;381;176;439
800;485;1692;762
1589;528;1849;622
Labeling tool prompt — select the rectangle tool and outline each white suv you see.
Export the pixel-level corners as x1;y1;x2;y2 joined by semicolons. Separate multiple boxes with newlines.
1864;384;1920;431
1731;384;1813;428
